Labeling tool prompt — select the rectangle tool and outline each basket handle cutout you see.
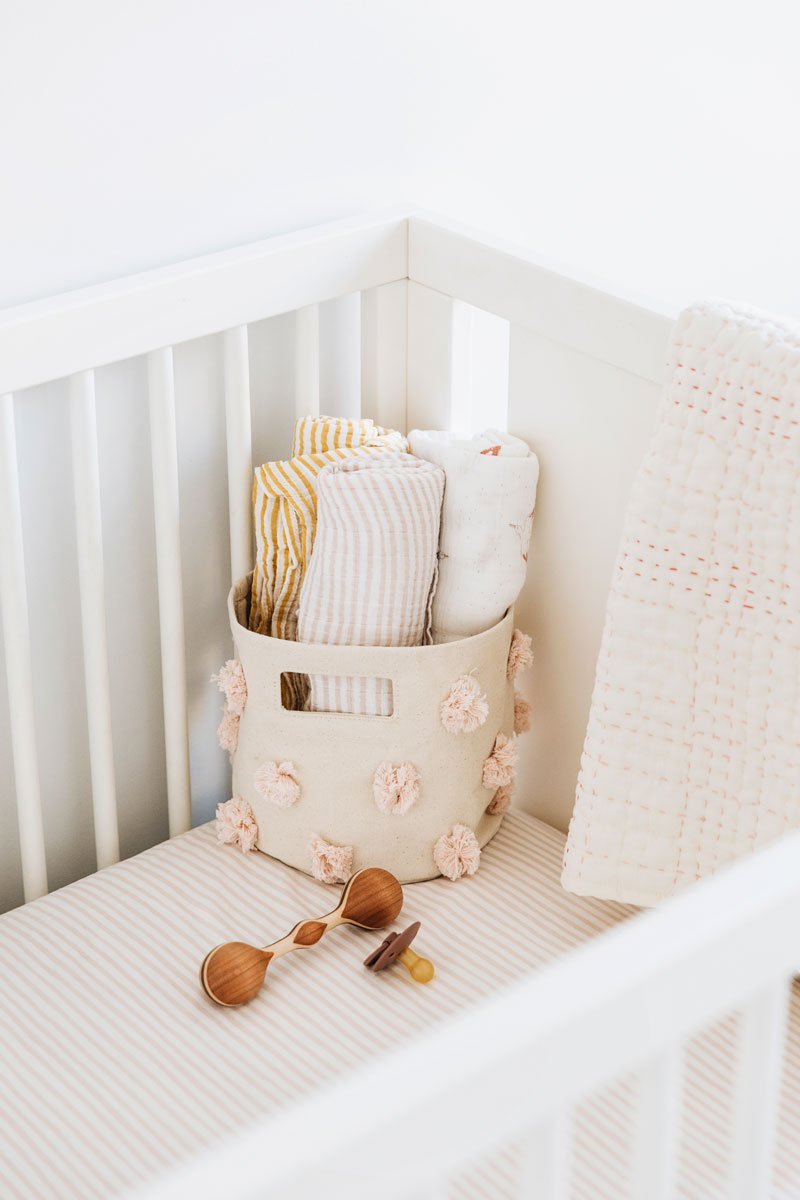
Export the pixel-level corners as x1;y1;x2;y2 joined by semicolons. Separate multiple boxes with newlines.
279;673;394;717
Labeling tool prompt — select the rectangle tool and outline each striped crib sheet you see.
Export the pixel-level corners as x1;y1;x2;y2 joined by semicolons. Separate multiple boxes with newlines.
0;813;798;1198
297;454;445;715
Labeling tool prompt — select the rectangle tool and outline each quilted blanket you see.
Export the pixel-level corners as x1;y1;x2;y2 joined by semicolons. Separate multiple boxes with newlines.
562;302;800;906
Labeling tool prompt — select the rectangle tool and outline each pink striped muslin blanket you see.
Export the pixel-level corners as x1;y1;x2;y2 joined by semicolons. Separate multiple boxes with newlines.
296;454;445;715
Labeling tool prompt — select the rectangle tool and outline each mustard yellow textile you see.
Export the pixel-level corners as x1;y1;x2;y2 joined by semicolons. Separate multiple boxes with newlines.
249;416;407;640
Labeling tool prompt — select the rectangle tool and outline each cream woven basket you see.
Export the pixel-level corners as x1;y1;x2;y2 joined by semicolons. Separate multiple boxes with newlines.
227;574;516;883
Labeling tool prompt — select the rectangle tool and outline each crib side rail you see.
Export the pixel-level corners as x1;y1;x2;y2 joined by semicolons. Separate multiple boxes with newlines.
138;828;800;1200
404;215;676;835
0;213;407;904
0;207;677;909
407;213;674;385
0;213;408;397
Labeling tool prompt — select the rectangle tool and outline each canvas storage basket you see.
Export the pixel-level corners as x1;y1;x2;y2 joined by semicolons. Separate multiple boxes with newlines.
228;574;515;883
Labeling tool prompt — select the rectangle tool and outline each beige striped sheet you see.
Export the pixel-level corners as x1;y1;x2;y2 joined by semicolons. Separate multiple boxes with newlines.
0;813;798;1198
296;454;445;715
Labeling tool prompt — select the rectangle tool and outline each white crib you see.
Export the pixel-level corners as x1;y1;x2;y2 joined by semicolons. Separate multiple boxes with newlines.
0;212;798;1199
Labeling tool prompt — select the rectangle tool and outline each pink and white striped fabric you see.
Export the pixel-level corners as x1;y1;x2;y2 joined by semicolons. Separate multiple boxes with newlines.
296;454;445;715
0;812;799;1198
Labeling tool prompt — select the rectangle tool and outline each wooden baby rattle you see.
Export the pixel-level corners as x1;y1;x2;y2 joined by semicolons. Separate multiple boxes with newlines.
363;921;434;984
201;866;403;1007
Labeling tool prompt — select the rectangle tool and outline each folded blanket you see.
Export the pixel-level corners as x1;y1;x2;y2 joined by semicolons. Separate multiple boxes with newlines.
297;454;445;715
407;429;539;642
562;302;800;906
249;416;407;641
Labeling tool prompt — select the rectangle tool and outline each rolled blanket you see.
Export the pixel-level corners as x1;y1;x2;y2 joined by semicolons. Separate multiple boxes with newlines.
407;429;539;642
250;416;407;640
297;454;445;715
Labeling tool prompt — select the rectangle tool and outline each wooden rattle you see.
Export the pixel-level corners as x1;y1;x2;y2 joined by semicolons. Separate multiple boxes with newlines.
363;921;434;984
201;867;403;1007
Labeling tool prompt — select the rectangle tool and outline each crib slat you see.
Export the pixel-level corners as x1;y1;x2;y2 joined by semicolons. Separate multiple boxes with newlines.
628;1048;681;1200
69;370;120;868
223;327;253;584
295;304;320;418
147;348;192;836
407;293;508;436
449;299;474;434
0;393;48;900
469;306;510;431
407;282;472;433
728;980;789;1199
360;282;407;431
517;1113;569;1199
317;294;362;419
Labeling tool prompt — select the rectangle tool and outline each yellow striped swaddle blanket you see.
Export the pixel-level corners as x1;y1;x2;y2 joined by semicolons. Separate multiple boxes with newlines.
249;415;408;653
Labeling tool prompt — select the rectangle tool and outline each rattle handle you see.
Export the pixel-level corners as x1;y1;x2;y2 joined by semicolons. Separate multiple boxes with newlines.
262;911;346;961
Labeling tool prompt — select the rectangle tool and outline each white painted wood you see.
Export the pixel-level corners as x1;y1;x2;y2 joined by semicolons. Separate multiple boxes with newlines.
223;327;253;583
517;1114;569;1200
136;826;800;1200
468;306;510;432
448;299;474;435
318;293;362;419
294;304;320;419
628;1049;681;1200
406;285;485;436
406;282;510;438
408;215;673;384
728;982;790;1200
0;213;408;397
147;348;191;836
69;370;120;869
5;212;800;1200
507;323;662;832
0;393;48;901
406;282;457;432
360;280;408;431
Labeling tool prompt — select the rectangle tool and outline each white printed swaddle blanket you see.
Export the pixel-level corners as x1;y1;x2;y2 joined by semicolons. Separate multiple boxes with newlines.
562;302;800;906
297;454;445;715
408;429;539;642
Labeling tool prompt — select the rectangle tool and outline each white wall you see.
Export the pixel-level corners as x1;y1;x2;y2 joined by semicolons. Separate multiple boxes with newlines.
2;0;799;315
1;0;798;905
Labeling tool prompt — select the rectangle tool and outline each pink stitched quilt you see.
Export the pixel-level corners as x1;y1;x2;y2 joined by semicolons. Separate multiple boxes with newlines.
563;303;800;905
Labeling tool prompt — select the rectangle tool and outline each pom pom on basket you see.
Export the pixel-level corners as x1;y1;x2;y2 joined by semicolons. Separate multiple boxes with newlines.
486;785;513;815
254;761;301;808
513;691;531;734
214;658;247;758
223;573;533;883
373;762;421;815
440;675;489;734
212;659;248;716
217;710;240;756
482;733;519;789
215;797;258;852
310;835;354;884
433;824;481;881
507;629;533;679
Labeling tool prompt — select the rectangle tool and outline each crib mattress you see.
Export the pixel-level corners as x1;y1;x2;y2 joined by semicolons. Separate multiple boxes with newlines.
1;811;798;1200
